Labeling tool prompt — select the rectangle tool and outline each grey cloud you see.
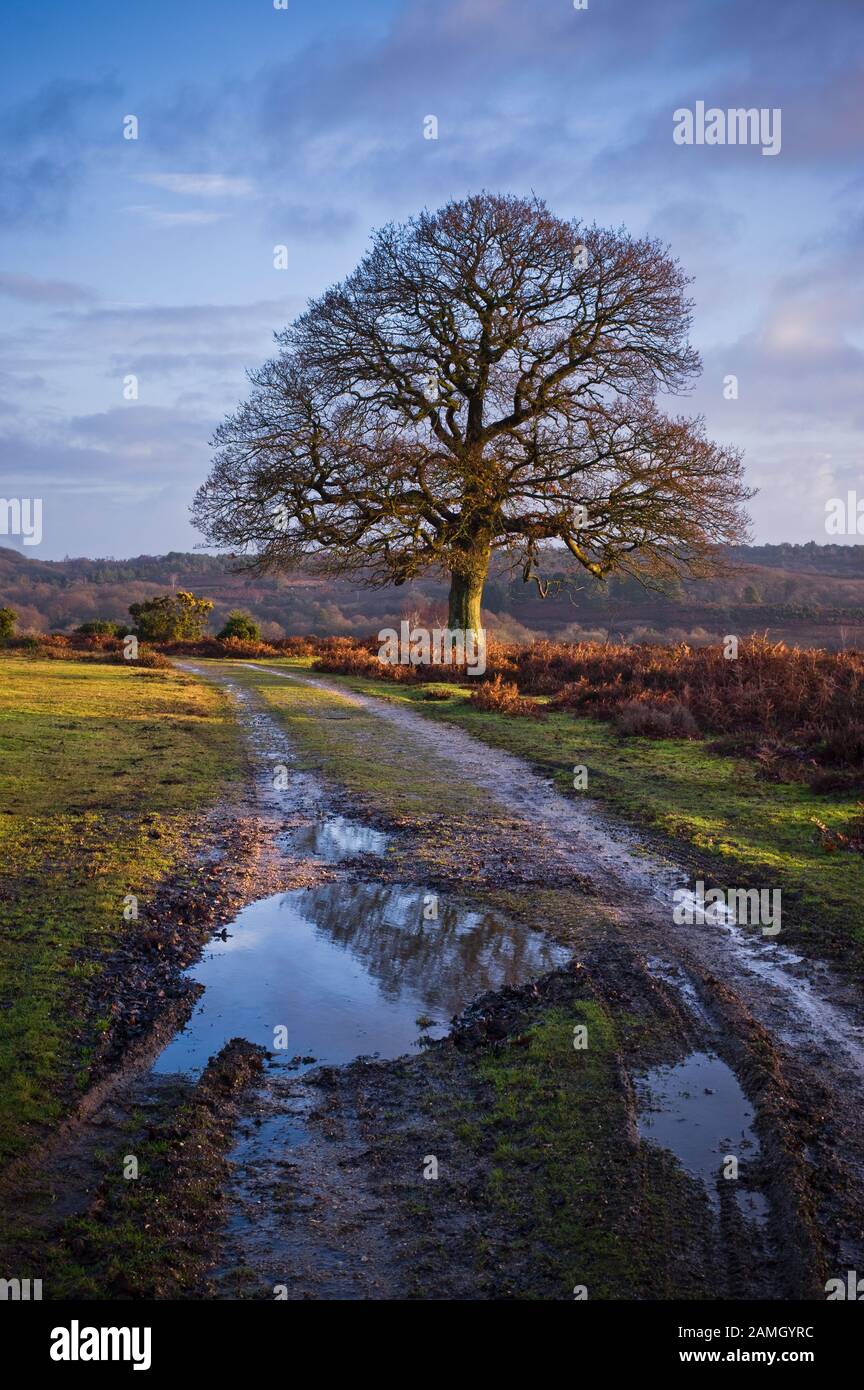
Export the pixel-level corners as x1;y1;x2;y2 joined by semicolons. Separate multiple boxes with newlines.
0;76;122;228
0;156;81;229
66;404;213;461
0;77;122;142
0;272;98;305
0;430;203;554
123;205;227;227
105;351;252;378
266;202;359;242
45;298;303;369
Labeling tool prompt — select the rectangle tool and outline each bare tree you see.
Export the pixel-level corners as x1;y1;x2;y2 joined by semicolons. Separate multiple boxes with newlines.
193;192;751;635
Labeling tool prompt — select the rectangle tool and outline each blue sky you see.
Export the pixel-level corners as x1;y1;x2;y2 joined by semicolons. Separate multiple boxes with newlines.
1;0;862;559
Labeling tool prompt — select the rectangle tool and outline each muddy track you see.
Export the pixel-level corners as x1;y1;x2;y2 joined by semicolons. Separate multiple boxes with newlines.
0;677;337;1256
7;660;862;1298
234;662;864;1289
250;664;864;1058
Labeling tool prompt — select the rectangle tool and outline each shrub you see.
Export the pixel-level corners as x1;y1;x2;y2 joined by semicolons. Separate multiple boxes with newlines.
615;698;699;739
280;635;320;658
75;619;121;636
133;650;172;669
128;591;213;642
155;635;276;658
217;610;261;642
469;674;542;717
312;639;393;681
814;720;864;769
809;768;864;796
106;648;172;669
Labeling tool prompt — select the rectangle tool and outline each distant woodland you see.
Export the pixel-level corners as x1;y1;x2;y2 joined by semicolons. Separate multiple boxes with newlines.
3;543;864;649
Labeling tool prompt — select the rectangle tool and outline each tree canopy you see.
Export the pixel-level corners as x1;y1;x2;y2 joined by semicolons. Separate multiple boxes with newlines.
128;591;213;642
0;606;17;642
193;192;752;633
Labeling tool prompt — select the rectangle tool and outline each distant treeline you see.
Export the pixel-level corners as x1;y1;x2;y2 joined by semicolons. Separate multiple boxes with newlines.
2;543;864;646
726;543;864;575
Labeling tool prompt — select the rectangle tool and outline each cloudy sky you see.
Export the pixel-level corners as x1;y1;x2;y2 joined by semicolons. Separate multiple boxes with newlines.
1;0;861;559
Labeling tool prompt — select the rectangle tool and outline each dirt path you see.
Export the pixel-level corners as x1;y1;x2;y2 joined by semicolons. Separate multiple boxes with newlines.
10;659;862;1298
234;661;864;1286
251;664;864;1063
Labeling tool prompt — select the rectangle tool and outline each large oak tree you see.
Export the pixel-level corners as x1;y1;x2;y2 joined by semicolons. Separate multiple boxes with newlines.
193;193;751;634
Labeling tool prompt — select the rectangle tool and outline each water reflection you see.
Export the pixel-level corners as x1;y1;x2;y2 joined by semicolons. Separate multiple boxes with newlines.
636;1050;767;1225
154;880;567;1077
287;816;389;862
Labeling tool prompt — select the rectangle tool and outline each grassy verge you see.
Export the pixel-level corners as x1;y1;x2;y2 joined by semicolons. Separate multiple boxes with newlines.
477;1000;644;1296
6;1040;265;1300
248;658;864;971
474;997;722;1297
0;658;243;1166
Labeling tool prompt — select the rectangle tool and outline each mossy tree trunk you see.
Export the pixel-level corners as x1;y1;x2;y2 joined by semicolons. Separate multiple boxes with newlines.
447;551;488;635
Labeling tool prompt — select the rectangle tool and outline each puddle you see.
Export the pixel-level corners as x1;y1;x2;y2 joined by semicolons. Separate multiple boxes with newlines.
154;880;568;1077
213;664;864;1079
285;815;389;862
735;1188;771;1226
636;1050;767;1225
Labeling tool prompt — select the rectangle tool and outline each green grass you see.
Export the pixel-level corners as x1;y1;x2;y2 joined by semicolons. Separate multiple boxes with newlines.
0;658;243;1165
474;1001;701;1298
392;985;714;1300
248;658;864;967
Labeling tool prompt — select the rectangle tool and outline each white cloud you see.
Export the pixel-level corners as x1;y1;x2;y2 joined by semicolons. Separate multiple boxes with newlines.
138;172;255;198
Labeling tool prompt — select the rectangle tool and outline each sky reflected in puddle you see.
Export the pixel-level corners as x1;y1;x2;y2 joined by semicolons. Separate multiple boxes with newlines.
636;1050;768;1225
286;816;389;862
154;880;567;1077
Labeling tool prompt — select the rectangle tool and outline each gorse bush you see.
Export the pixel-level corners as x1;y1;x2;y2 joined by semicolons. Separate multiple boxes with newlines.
0;606;17;642
128;590;213;642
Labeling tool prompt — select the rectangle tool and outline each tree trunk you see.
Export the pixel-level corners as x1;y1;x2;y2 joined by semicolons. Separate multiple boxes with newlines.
447;563;486;635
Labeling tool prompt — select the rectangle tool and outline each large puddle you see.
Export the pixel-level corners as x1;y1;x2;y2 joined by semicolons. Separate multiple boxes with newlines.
159;680;568;1081
636;1050;769;1226
154;880;568;1077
